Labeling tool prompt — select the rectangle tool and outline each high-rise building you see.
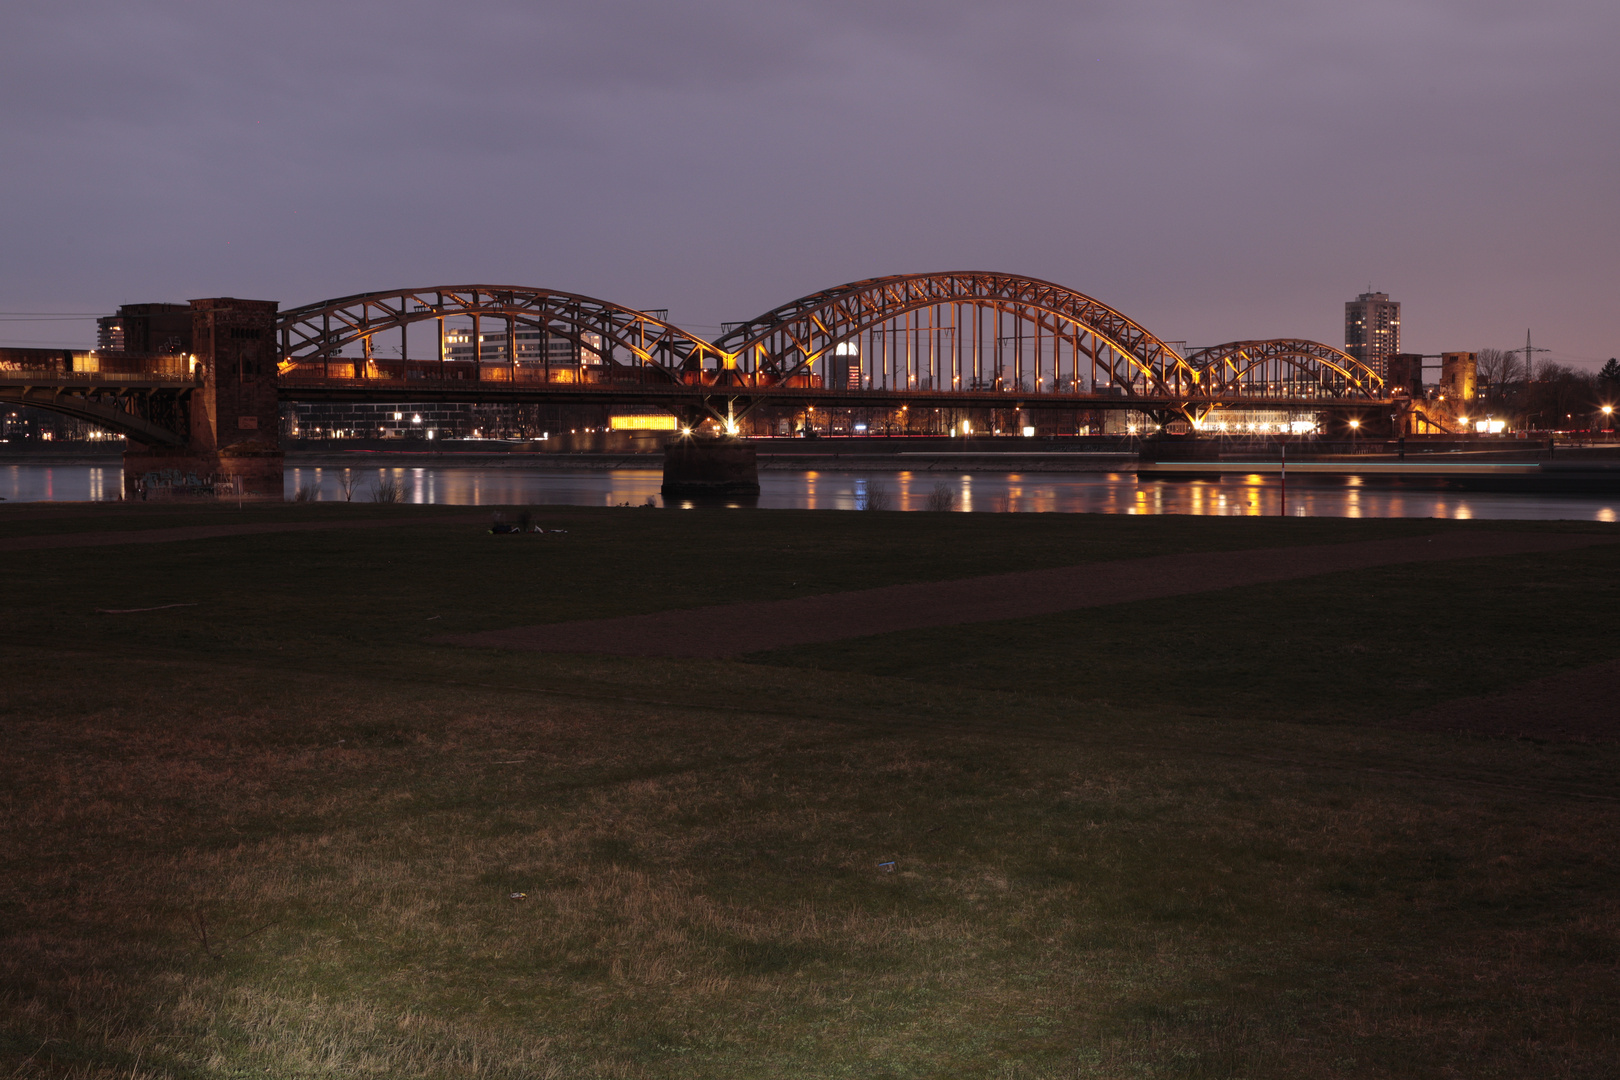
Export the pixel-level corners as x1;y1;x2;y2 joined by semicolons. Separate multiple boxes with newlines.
95;316;125;352
442;327;599;365
1344;291;1400;379
827;341;862;389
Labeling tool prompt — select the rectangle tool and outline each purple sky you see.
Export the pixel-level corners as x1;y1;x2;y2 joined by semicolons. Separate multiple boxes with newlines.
3;0;1616;367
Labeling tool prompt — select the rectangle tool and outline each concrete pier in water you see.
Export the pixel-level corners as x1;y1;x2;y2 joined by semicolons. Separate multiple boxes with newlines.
661;438;760;498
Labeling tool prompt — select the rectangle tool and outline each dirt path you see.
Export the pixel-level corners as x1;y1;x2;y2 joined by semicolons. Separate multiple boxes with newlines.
0;514;480;552
448;530;1615;658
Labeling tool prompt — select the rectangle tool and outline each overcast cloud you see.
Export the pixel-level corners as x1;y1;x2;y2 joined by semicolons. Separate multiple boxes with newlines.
2;0;1616;364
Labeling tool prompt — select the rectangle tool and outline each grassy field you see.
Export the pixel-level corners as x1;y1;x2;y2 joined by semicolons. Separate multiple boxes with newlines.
2;501;1618;1079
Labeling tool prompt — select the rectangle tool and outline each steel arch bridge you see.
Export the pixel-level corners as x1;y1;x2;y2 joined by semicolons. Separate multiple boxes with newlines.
0;372;192;446
277;285;729;382
4;273;1393;447
714;271;1202;397
273;275;1385;419
1185;340;1384;401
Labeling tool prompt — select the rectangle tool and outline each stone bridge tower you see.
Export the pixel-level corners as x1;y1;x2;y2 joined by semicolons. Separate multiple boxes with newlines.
123;297;283;497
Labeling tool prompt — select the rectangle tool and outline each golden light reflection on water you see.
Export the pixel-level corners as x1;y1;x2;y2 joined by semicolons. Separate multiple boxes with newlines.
4;463;1616;522
268;463;1620;523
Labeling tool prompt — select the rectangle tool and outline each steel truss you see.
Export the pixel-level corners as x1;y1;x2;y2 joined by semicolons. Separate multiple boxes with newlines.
3;283;1391;446
0;374;193;446
277;285;728;380
1184;340;1384;400
272;279;1388;429
715;271;1201;397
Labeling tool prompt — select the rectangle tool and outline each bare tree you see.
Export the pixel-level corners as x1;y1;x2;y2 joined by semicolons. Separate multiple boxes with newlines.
1476;347;1521;391
371;475;404;503
336;470;361;502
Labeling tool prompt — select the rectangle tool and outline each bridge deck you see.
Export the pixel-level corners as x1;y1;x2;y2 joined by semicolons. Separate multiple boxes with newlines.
276;376;1381;411
0;371;197;391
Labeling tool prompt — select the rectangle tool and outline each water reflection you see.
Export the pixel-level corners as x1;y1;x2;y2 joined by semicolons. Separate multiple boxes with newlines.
275;466;1620;521
3;464;118;503
3;461;1620;522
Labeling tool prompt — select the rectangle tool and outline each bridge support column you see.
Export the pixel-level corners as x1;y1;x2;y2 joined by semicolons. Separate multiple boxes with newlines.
1138;433;1222;464
123;297;284;499
661;437;760;499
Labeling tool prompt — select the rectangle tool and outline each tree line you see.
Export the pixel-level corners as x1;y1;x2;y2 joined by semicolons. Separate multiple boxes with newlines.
1471;350;1620;431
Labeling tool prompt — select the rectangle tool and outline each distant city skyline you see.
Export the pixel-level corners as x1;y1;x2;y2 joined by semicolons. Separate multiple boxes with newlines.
3;1;1616;369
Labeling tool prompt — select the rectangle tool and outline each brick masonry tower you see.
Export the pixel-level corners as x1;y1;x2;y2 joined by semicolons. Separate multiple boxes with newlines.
122;297;284;498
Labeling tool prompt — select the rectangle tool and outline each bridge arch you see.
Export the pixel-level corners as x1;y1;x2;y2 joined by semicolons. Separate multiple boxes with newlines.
1184;340;1384;400
0;380;190;446
713;272;1200;397
277;285;729;381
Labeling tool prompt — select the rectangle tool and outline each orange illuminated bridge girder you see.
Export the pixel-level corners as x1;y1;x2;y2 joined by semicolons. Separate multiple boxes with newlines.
713;271;1202;397
276;285;729;379
269;277;1390;421
1184;340;1385;399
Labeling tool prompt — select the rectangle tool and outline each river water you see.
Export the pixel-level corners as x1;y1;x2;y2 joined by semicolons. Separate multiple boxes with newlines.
3;461;1618;521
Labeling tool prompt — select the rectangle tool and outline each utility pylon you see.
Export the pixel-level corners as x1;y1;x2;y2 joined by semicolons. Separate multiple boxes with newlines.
1516;329;1550;383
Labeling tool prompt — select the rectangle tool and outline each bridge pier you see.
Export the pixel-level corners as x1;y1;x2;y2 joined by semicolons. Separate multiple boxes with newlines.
661;437;760;499
1138;433;1222;464
122;297;284;499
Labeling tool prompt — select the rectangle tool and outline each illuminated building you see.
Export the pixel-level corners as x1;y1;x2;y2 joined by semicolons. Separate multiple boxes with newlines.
827;341;862;389
1344;291;1400;380
1440;351;1477;403
442;328;600;364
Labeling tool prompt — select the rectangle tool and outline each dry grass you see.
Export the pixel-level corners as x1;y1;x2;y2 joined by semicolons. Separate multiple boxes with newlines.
6;659;1618;1078
2;506;1618;1077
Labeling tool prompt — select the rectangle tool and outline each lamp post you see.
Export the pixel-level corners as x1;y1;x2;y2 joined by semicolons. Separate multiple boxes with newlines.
1603;404;1614;440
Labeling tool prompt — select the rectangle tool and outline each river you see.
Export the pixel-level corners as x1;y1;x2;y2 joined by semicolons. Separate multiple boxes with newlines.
3;461;1618;521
